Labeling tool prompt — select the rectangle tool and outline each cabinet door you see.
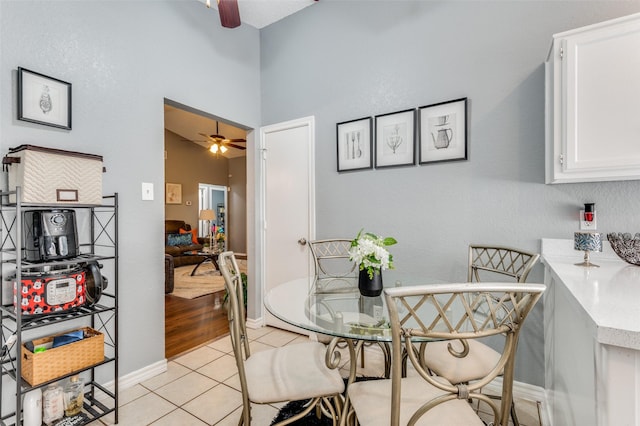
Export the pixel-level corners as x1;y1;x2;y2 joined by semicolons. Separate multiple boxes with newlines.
546;14;640;183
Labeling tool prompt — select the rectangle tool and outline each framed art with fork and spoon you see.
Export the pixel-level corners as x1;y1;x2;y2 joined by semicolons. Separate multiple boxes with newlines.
337;116;373;172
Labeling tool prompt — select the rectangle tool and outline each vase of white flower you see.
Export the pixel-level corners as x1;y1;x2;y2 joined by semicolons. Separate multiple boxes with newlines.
348;229;397;297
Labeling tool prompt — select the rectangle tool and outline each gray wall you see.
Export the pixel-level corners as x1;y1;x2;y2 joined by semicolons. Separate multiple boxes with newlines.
229;157;248;253
0;1;261;377
164;130;229;228
260;1;640;387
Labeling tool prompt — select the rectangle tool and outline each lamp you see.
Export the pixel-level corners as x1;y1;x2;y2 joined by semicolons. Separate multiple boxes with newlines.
574;231;603;267
199;209;216;250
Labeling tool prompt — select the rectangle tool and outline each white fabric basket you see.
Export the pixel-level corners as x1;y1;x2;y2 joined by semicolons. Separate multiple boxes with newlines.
4;145;103;205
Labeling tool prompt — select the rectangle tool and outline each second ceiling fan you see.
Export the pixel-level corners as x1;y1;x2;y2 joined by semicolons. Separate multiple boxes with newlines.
198;121;246;154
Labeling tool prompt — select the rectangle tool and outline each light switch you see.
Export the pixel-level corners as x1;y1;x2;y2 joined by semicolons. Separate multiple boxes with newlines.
142;182;154;201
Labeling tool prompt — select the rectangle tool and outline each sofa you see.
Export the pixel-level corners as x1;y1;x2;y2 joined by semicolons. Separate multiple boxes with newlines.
165;220;206;293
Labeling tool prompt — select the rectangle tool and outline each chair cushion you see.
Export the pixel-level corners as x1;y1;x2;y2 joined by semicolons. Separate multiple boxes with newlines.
244;341;344;403
423;340;501;384
349;375;484;426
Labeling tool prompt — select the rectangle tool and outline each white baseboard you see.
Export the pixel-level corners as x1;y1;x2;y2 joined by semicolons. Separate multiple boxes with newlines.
100;359;168;393
246;316;263;329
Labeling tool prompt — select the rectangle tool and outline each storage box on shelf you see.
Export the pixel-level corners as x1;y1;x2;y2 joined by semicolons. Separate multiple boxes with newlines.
0;187;118;426
21;327;104;387
2;144;104;205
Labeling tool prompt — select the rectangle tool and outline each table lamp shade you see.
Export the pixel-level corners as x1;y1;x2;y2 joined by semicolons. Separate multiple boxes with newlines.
574;232;603;252
199;209;215;221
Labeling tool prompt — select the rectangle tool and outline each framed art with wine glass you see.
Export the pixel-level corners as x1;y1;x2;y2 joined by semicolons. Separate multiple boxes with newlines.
336;117;373;172
374;108;415;168
419;98;467;164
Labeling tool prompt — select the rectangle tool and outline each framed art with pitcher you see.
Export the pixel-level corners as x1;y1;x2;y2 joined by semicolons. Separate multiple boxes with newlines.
419;98;467;164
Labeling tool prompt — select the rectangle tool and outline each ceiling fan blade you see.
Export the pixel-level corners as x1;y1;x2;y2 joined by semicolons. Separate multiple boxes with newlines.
198;132;222;143
225;142;246;150
226;138;246;143
218;0;241;28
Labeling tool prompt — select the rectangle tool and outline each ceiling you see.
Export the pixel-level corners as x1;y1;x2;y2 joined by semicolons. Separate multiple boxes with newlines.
199;0;317;29
164;104;248;159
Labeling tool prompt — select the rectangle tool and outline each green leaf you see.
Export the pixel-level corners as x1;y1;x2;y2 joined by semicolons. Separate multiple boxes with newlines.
383;237;397;246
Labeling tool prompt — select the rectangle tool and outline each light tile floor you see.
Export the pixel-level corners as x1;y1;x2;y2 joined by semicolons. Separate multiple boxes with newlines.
91;326;543;426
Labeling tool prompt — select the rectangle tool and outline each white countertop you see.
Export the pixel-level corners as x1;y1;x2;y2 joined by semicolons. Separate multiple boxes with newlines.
542;238;640;350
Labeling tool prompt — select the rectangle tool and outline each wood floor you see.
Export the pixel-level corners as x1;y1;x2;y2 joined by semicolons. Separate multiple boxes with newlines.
164;290;229;359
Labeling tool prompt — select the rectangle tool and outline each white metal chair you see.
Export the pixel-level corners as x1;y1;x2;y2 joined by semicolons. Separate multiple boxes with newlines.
309;239;359;294
346;282;545;426
218;251;345;425
422;245;540;425
467;245;540;284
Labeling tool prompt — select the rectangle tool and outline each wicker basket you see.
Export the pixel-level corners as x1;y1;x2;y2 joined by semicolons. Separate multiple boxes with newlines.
21;327;104;386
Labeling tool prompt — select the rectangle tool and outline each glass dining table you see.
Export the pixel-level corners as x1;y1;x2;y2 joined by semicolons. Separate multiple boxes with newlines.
264;275;442;381
264;275;453;425
265;276;392;340
264;275;532;426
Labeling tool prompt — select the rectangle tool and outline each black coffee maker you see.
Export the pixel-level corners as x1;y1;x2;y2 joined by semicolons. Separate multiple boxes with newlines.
23;210;79;262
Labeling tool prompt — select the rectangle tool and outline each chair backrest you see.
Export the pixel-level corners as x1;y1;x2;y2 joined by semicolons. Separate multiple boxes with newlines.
309;239;357;278
218;251;252;420
468;245;540;283
384;282;545;426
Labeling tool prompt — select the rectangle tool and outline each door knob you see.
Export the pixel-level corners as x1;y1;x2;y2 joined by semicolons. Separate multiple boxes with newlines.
298;238;307;246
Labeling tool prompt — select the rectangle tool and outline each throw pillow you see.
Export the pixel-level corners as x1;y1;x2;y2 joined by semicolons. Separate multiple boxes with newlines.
167;233;193;246
180;228;199;245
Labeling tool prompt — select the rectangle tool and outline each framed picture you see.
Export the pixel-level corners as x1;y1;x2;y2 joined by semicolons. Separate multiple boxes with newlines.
375;109;416;168
336;117;373;172
419;98;467;164
17;67;72;130
166;183;182;204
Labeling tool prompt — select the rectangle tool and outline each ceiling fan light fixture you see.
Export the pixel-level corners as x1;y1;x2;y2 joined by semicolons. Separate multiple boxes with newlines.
209;142;228;155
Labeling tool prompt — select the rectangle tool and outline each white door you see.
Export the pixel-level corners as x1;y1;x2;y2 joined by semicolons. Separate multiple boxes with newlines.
260;116;315;332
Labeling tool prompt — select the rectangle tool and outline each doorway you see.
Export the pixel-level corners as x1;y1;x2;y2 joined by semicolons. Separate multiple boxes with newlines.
164;99;249;358
198;183;227;251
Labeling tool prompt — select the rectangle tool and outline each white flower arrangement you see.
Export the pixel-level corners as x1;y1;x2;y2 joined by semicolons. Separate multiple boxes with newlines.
348;229;397;279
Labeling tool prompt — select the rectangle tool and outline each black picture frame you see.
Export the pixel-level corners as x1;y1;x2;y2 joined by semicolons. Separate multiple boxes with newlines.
17;67;72;130
337;117;373;172
374;108;416;168
419;98;467;164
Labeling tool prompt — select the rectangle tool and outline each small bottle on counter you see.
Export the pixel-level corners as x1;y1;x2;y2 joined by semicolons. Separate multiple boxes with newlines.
22;388;42;426
42;382;64;426
63;375;84;416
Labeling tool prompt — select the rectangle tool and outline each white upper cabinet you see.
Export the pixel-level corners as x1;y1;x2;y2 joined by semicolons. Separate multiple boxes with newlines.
545;13;640;183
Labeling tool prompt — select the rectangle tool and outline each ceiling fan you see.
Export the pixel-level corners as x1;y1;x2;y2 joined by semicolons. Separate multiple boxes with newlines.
198;121;246;155
206;0;241;28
